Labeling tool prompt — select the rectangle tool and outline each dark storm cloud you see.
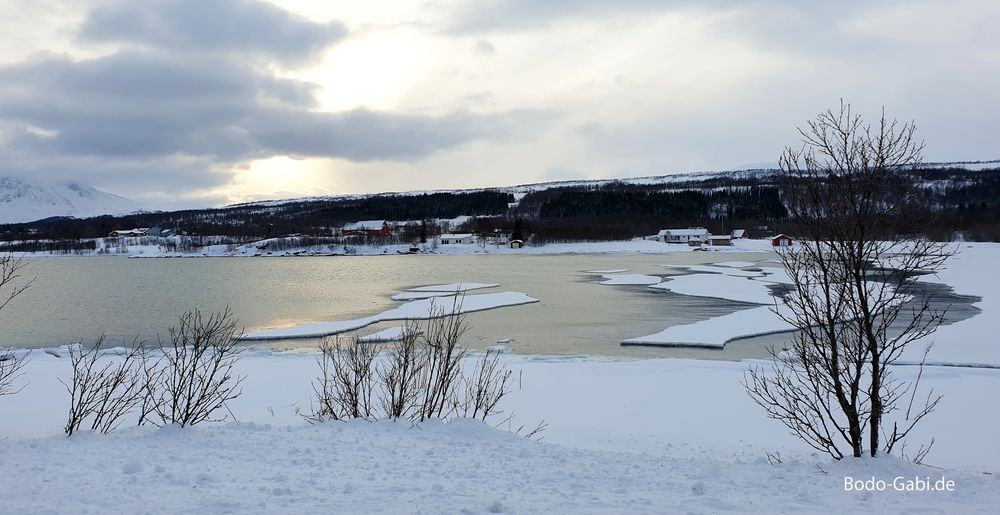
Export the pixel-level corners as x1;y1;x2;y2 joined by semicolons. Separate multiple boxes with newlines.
79;0;347;66
0;0;519;206
0;50;508;163
247;108;508;162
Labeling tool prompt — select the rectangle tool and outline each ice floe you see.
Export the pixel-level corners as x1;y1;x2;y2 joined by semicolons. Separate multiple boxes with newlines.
406;282;499;292
597;273;663;285
243;292;538;340
357;326;421;343
650;273;776;304
622;306;793;348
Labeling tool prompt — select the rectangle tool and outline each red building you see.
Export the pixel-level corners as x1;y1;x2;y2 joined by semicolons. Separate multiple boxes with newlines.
342;220;392;237
771;234;793;247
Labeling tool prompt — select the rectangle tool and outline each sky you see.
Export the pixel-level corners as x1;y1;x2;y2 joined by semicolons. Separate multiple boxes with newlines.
0;0;998;210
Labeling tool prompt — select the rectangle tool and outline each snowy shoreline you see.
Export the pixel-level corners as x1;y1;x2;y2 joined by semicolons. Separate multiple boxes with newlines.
13;237;780;259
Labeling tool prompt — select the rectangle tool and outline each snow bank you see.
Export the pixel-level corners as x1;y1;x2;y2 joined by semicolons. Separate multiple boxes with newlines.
1;351;997;513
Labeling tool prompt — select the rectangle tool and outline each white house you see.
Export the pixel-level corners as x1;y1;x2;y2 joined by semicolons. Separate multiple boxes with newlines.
439;233;474;245
656;228;709;243
108;228;150;238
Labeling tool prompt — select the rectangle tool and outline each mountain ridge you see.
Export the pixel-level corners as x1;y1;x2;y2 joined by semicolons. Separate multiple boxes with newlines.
0;176;142;224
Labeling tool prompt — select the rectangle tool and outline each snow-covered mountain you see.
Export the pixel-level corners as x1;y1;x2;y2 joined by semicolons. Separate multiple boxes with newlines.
0;177;141;224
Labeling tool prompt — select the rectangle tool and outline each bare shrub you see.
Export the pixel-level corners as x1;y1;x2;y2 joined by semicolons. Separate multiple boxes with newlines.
377;323;425;420
416;300;469;421
0;348;29;396
306;301;519;426
149;307;245;427
0;254;33;396
308;337;379;422
62;336;149;435
462;349;513;421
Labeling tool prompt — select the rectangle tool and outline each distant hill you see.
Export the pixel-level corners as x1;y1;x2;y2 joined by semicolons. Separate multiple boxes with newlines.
2;160;999;243
0;177;141;224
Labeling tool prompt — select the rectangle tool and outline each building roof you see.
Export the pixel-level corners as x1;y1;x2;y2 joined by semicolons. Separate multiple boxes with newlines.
731;229;747;237
658;228;709;236
343;220;388;231
708;234;732;240
439;233;473;239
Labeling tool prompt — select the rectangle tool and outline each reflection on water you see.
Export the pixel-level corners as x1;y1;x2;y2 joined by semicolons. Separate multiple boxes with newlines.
1;253;981;361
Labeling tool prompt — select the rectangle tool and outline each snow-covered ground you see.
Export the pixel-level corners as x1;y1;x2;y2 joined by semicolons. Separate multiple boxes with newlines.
3;243;999;512
1;351;997;514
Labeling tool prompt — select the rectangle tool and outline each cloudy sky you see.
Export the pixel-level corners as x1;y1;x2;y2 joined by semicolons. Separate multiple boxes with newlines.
0;0;997;209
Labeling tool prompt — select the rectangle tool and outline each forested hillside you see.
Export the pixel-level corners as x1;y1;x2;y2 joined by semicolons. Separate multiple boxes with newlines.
2;166;999;244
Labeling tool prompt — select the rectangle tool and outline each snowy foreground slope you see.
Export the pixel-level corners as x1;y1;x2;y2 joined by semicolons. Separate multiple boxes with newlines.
2;353;998;514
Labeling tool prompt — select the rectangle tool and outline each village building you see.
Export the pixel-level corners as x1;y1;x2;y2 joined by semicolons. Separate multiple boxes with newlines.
342;220;392;237
730;229;748;239
707;234;733;246
108;228;150;238
509;239;524;249
438;233;475;245
654;228;709;244
771;234;794;247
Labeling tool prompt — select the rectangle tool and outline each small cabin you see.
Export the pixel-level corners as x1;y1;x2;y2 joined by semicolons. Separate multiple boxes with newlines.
509;239;524;249
707;235;732;246
731;229;748;239
771;234;793;247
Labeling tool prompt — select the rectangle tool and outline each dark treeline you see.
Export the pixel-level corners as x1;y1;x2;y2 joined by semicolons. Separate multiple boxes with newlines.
0;191;513;241
2;168;1000;244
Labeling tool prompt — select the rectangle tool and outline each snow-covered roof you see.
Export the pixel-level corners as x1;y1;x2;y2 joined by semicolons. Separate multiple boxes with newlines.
343;220;388;231
439;233;473;239
708;234;732;240
731;229;747;237
658;228;708;236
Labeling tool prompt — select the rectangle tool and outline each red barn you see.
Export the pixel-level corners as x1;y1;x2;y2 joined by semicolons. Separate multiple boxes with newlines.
771;234;793;247
342;220;392;237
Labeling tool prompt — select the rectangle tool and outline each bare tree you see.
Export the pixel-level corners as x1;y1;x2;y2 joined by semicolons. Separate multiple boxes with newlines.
0;254;33;396
149;307;245;427
62;336;150;435
745;101;951;459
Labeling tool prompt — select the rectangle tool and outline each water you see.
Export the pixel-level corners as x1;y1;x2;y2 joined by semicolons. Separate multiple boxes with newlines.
0;253;980;360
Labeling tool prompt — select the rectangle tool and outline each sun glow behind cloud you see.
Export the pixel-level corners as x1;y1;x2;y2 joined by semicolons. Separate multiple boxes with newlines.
1;0;998;208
